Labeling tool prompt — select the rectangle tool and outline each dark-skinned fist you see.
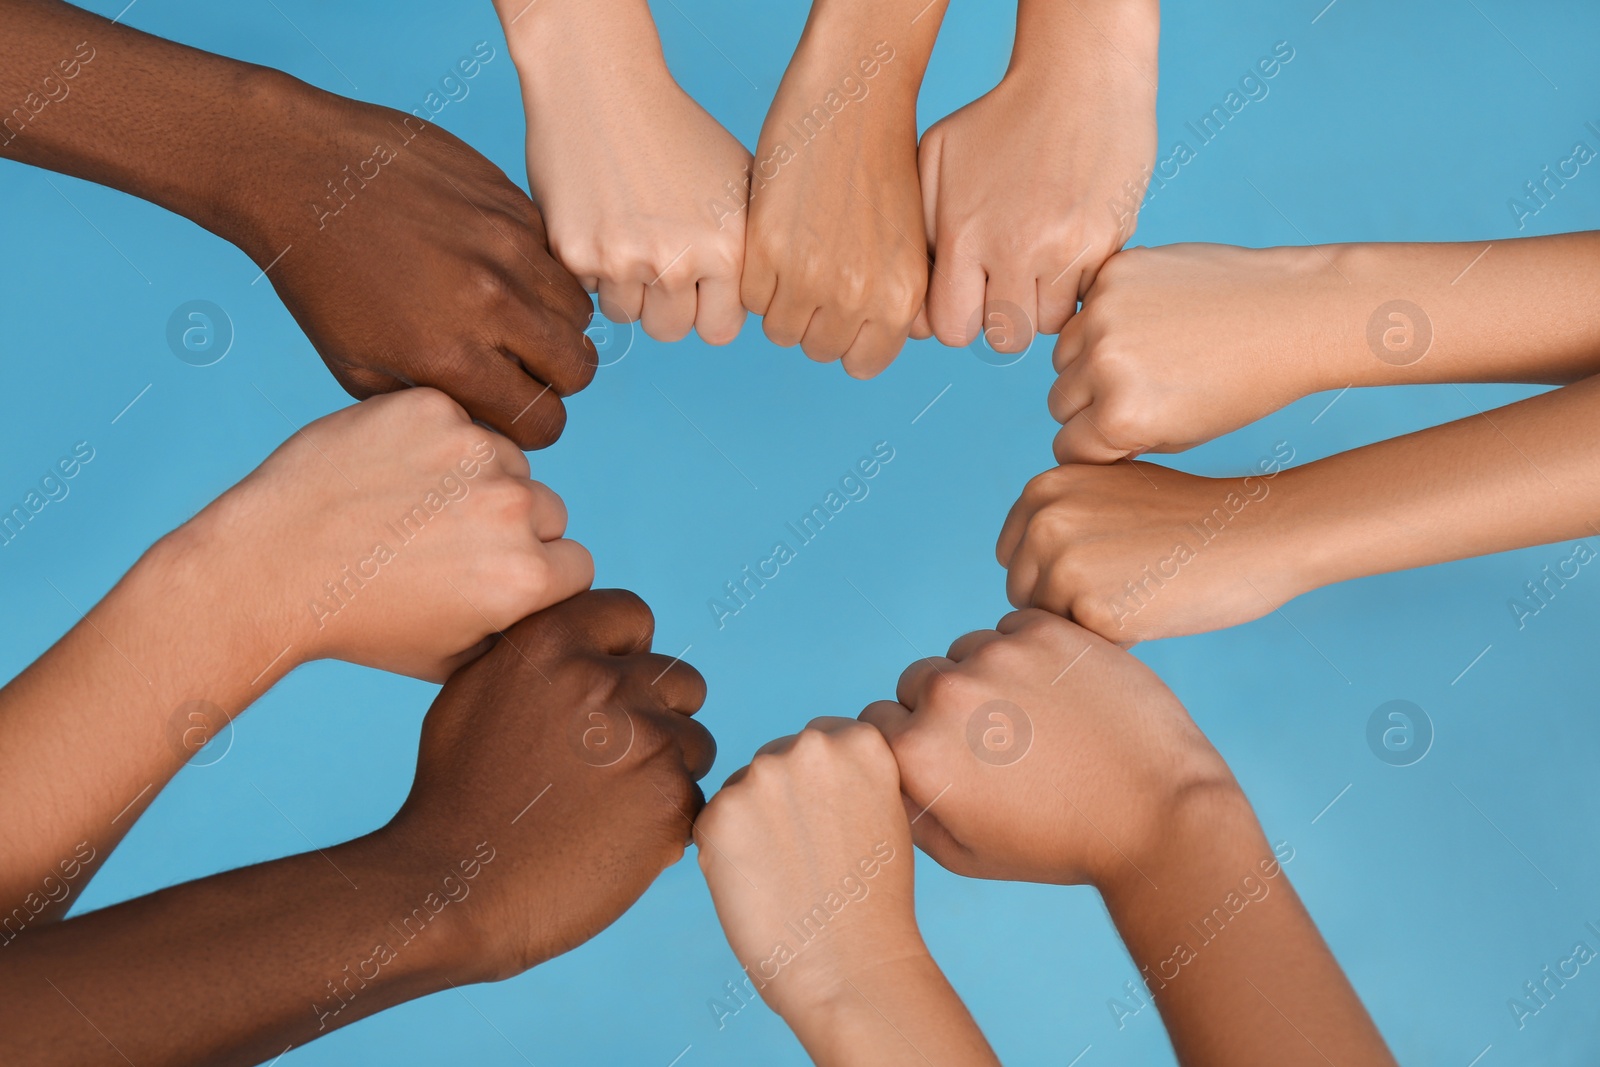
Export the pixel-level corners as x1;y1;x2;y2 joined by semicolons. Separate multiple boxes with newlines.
383;589;715;981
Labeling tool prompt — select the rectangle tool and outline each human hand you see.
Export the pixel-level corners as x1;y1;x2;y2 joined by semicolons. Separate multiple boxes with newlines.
503;0;751;345
177;388;592;682
385;589;715;981
696;718;920;1020
919;1;1157;352
742;39;930;378
860;610;1234;890
234;72;596;450
1050;244;1356;463
995;459;1307;644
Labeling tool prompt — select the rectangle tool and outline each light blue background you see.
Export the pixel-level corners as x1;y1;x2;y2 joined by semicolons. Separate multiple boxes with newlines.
3;0;1598;1063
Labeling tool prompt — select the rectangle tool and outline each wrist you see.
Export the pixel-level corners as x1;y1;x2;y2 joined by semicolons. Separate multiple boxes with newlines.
1009;0;1159;82
142;496;310;685
1251;461;1358;598
345;829;496;988
779;942;937;1029
781;20;925;119
499;0;669;92
1099;781;1265;910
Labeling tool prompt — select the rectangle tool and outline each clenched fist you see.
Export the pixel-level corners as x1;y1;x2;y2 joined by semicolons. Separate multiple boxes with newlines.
996;459;1303;644
860;610;1233;888
183;388;593;682
386;589;716;980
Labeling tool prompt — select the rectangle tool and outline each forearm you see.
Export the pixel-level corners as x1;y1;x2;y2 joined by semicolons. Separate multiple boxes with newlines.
492;0;678;169
783;0;948;112
495;0;664;64
0;0;292;248
1010;0;1159;83
1303;234;1600;389
785;953;999;1067
0;831;482;1067
0;521;293;921
1101;787;1393;1066
1279;372;1600;592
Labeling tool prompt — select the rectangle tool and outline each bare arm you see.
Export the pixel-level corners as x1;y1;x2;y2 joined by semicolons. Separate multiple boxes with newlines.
0;590;715;1067
1001;371;1600;643
0;0;596;448
0;391;592;926
741;0;950;377
1050;234;1600;463
861;610;1395;1063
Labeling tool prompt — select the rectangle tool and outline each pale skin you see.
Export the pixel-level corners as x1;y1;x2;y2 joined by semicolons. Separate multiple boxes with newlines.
697;718;999;1067
742;0;944;377
920;0;1158;353
0;388;592;926
1002;372;1600;644
860;611;1397;1066
494;0;752;345
0;590;715;1067
1049;235;1600;463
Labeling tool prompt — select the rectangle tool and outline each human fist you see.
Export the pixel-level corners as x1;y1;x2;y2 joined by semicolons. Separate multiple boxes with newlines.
860;611;1233;889
508;6;751;345
1050;244;1354;463
742;42;929;378
385;589;716;981
696;718;919;1021
237;71;596;450
919;39;1156;352
995;459;1307;644
181;388;592;682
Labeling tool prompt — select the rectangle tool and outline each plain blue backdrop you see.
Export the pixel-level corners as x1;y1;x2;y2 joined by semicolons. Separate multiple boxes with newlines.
3;0;1599;1063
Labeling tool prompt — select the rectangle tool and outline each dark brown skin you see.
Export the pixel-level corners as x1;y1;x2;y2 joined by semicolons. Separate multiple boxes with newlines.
0;590;714;1067
0;0;596;449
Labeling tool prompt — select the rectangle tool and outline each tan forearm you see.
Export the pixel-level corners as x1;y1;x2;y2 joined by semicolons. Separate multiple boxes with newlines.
0;526;291;923
1278;373;1600;593
1101;788;1394;1066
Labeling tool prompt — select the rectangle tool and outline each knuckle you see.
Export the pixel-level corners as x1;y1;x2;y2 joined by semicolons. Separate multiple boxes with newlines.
506;550;552;598
1095;399;1147;446
465;263;514;307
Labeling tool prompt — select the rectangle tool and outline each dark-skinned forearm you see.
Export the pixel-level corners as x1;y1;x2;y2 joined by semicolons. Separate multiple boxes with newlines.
0;830;487;1067
0;0;308;253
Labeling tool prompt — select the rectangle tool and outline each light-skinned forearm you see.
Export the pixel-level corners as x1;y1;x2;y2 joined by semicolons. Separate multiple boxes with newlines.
784;952;1001;1067
0;520;293;923
493;0;663;62
1317;234;1600;388
1100;787;1394;1066
0;830;486;1067
1276;371;1600;595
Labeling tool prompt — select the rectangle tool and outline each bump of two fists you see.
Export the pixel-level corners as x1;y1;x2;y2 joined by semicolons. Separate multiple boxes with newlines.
253;83;598;452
